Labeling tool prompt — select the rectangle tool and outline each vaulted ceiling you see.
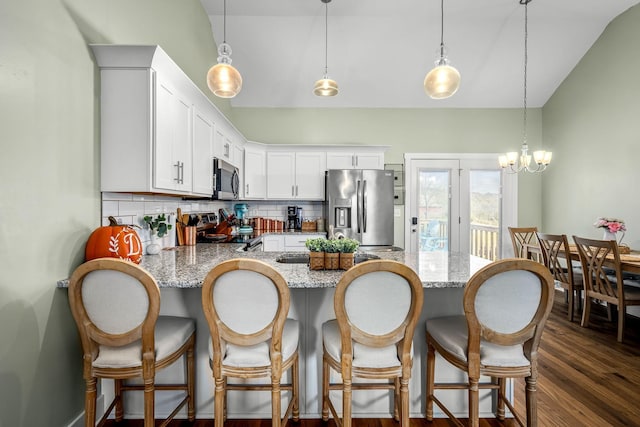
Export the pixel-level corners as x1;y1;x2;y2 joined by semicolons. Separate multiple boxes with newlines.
199;0;640;108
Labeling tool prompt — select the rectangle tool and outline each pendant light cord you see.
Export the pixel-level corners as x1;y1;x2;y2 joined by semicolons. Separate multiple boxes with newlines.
439;0;445;57
324;1;329;76
223;0;227;44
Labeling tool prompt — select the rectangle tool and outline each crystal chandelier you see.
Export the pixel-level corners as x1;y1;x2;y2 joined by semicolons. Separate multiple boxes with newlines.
424;0;460;99
313;0;338;97
207;0;243;98
499;0;551;173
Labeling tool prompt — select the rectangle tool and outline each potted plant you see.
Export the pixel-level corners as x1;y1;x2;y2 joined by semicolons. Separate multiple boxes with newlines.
306;237;326;270
323;239;340;270
337;238;359;270
143;214;173;254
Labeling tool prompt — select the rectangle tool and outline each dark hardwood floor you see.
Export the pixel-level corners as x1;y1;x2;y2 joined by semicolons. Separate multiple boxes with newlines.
105;292;640;427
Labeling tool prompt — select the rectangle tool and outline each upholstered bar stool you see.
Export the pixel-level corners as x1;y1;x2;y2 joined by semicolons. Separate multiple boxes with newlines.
68;258;196;427
201;258;299;427
321;260;424;427
425;259;554;427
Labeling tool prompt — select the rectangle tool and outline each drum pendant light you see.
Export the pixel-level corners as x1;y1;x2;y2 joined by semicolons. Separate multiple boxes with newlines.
424;0;460;99
314;0;338;97
207;0;242;98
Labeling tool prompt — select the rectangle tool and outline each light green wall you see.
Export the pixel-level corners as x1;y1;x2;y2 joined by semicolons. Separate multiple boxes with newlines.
542;4;640;249
231;107;544;227
0;1;221;425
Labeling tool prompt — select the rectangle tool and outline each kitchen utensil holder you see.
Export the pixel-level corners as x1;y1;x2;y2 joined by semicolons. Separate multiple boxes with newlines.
184;226;196;246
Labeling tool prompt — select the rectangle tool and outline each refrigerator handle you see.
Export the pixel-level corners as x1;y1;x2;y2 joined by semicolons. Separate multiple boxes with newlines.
356;179;362;233
362;180;367;233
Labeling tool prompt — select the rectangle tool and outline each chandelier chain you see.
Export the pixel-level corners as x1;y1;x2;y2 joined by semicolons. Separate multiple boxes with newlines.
523;0;528;146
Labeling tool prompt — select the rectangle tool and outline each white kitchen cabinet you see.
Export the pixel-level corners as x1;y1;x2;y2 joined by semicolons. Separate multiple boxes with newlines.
191;103;214;196
244;145;266;199
284;233;325;251
261;233;326;252
266;151;326;200
92;45;247;197
154;76;192;192
261;235;285;252
326;151;385;170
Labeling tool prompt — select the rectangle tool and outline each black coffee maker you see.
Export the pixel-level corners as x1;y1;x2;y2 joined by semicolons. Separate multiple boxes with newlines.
287;206;303;230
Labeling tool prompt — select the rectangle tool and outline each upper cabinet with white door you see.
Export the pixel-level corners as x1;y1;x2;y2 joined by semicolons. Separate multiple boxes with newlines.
191;100;215;196
326;148;386;170
244;142;266;199
266;150;326;200
91;44;245;197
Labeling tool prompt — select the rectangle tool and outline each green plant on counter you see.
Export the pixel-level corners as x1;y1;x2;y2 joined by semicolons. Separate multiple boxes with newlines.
323;239;341;253
305;237;326;252
336;238;359;253
143;214;173;238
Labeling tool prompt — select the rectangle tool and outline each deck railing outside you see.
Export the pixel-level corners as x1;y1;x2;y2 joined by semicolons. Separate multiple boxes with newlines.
470;223;499;261
419;221;499;261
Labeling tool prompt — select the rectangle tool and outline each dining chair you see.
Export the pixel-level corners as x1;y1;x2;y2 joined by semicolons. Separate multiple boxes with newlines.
425;258;554;427
572;236;640;342
67;258;196;427
201;258;299;427
321;260;424;427
536;232;584;321
508;226;540;261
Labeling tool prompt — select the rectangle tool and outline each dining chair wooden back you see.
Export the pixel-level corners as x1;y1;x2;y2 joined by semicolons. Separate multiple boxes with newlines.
425;258;554;427
321;260;423;427
572;236;640;342
201;258;299;427
509;226;539;260
68;258;195;427
536;232;583;321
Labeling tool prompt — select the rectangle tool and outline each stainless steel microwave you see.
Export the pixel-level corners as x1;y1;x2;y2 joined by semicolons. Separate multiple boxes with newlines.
213;158;239;200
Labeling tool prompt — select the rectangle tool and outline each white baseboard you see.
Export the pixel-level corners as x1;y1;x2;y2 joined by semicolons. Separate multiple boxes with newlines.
66;395;104;427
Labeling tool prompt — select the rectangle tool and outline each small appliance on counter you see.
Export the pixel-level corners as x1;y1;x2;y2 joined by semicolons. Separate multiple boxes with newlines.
234;203;253;233
287;206;303;231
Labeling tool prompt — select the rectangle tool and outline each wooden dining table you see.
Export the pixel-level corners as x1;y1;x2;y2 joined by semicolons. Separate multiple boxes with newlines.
525;242;640;275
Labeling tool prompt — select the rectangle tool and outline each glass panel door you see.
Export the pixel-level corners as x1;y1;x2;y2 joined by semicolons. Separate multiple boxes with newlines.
406;156;515;258
408;160;460;253
460;159;502;261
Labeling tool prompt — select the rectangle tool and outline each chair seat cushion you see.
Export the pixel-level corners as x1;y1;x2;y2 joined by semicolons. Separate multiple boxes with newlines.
322;319;411;368
210;318;299;368
94;316;195;369
426;316;530;368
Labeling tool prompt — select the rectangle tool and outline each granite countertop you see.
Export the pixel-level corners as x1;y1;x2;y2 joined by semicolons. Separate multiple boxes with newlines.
57;243;490;289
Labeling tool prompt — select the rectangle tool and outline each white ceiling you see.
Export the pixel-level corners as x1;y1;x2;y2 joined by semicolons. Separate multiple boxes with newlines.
199;0;639;109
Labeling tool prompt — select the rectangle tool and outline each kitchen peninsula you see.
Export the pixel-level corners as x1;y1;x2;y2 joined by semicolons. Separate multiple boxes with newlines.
58;244;494;420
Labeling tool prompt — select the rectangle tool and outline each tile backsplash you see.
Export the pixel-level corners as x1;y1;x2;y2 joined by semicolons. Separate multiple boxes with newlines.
101;193;324;249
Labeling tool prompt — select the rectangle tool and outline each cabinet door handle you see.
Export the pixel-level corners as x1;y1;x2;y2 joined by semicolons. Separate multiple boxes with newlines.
295;185;299;196
246;184;249;194
224;143;230;158
174;162;181;183
292;185;295;197
354;155;358;167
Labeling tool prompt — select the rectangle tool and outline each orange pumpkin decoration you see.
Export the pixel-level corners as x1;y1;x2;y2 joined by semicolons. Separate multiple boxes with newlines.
85;216;143;264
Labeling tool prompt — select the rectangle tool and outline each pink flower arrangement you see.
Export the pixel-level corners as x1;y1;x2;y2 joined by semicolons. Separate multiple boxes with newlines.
593;217;626;233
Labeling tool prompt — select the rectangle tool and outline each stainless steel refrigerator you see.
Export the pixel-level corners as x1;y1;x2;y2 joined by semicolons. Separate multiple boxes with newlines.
325;169;394;246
